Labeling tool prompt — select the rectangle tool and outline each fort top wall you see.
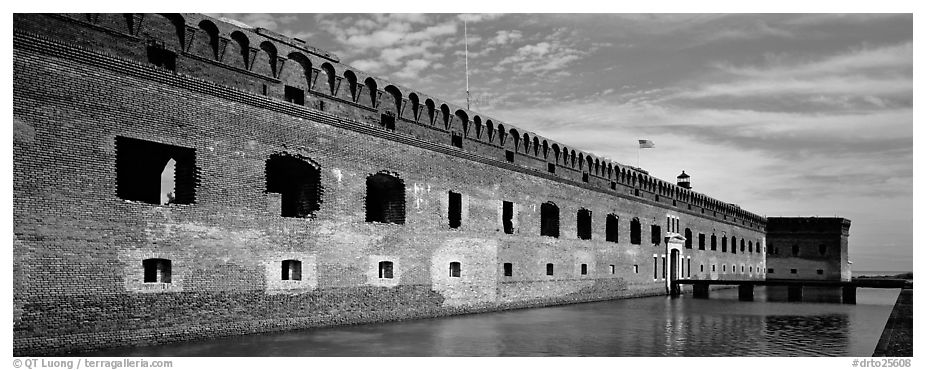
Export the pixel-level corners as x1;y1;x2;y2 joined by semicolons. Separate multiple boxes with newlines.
13;13;765;231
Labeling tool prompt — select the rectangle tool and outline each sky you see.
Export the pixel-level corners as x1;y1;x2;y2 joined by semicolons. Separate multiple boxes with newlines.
213;13;913;272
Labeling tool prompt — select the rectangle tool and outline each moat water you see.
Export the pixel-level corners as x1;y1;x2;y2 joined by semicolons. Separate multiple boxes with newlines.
85;287;900;357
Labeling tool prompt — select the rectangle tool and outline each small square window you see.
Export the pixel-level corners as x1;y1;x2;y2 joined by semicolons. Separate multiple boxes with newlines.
610;181;617;190
451;133;463;148
790;268;798;274
282;259;303;281
816;269;824;275
143;258;172;283
381;114;396;131
379;261;394;279
582;173;589;183
285;85;305;105
547;163;556;174
505;150;515;163
768;268;775;273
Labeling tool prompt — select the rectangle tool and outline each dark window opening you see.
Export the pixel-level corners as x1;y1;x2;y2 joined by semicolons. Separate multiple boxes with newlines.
505;150;515;163
698;233;705;250
792;244;800;256
768;268;775;273
816;269;824;275
577;209;592;240
451;132;463;148
721;236;728;252
634;264;639;273
503;263;513;277
818;244;827;256
381;114;396;131
548;163;556;174
651;224;662;245
116;136;197;205
630;218;642;245
540;202;560;238
448;191;462;229
502;201;514;234
610;181;617;190
609;265;615;274
634;189;640;196
655;195;660;202
790;268;798;274
146;44;176;71
662;257;667;278
365;173;406;224
266;153;322;218
700;264;704;272
653;257;658;279
605;214;619;243
581;264;588;275
711;234;717;250
379;261;394;279
546;263;554;276
281;259;303;281
449;262;461;277
285;85;305;105
582;173;589;183
684;228;692;249
261;84;268;95
143;258;172;283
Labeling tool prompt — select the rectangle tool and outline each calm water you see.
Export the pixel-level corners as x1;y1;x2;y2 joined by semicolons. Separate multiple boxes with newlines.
85;287;900;357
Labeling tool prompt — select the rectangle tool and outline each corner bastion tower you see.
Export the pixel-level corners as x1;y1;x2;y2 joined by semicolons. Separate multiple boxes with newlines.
13;13;768;355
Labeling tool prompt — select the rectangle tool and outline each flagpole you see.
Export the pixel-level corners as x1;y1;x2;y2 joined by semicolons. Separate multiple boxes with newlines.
464;20;470;110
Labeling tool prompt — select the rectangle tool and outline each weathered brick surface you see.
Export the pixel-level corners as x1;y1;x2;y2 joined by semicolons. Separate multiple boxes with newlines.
13;13;768;356
765;217;851;281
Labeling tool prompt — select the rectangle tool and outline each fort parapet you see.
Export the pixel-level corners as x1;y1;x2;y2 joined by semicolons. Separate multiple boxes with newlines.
13;13;768;355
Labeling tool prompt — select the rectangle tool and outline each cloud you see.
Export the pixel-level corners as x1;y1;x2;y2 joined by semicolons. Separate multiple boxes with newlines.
488;30;523;46
458;14;504;23
350;59;386;74
394;59;432;79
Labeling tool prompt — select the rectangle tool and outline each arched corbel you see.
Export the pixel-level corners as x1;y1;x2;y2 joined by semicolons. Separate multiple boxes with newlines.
332;76;343;97
183;25;197;53
246;47;259;71
274;56;287;79
374;90;384;109
216;36;229;62
354;84;364;103
131;14;146;36
310;68;321;90
399;98;408;119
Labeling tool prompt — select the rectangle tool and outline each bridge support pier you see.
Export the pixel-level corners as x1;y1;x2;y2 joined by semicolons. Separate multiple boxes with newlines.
738;284;754;301
788;285;803;302
693;283;710;299
842;286;857;304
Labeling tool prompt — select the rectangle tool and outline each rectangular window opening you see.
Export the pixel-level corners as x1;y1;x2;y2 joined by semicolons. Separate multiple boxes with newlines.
116;136;197;205
451;132;463;148
547;163;556;174
285;85;305;105
146;44;176;71
381;114;396;131
282;259;303;281
143;258;172;283
448;191;462;229
581;263;588;275
449;262;461;277
633;264;639;274
502;201;514;234
582;173;589;183
378;261;394;279
503;263;513;277
546;263;554;276
505;150;515;163
609;265;615;274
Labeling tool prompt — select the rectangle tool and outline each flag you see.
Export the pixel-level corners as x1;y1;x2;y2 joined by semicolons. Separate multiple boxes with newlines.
638;139;655;149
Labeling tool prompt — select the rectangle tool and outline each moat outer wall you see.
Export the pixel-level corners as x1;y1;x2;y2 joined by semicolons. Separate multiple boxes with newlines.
13;14;768;356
